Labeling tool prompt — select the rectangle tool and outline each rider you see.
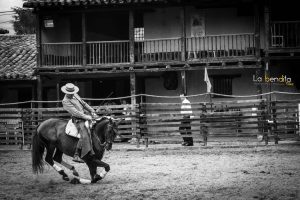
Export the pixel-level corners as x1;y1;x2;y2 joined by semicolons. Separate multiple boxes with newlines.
61;83;96;163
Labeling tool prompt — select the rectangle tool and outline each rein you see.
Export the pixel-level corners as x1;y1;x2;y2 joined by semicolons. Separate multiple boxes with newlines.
91;119;113;150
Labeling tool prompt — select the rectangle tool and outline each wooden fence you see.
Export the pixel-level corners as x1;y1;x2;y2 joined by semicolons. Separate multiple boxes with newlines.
0;100;299;147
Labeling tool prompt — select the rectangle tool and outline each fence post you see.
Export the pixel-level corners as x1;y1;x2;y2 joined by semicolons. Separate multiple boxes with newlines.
264;100;270;145
271;101;279;144
140;103;148;148
201;103;208;146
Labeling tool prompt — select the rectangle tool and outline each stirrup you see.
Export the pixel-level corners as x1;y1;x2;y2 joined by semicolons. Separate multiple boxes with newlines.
72;155;84;163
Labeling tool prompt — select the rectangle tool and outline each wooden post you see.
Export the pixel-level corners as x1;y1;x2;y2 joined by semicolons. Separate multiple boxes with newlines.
180;6;186;61
82;12;87;66
264;5;270;54
56;80;60;107
201;104;208;146
181;71;187;95
37;75;42;108
129;10;135;64
130;73;138;147
272;101;279;144
254;3;261;58
37;75;42;126
35;13;41;67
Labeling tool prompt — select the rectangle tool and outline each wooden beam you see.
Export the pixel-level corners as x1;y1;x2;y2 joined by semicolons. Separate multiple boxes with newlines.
56;79;60;107
129;72;137;145
181;70;187;95
36;12;42;67
180;6;186;61
82;12;87;66
130;72;136;105
254;3;260;58
37;75;42;108
129;10;135;64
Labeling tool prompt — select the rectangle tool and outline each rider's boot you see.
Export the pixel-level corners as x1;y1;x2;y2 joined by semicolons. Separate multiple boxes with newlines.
73;140;84;163
73;148;84;163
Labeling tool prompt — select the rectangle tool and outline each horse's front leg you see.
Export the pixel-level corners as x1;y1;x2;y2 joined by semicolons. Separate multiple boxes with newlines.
85;160;100;183
93;159;110;180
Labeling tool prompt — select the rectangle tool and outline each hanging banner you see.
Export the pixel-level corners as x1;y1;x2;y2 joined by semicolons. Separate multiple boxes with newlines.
191;14;205;37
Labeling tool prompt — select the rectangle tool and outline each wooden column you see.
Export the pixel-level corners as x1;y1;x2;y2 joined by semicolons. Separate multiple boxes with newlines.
35;12;42;67
130;73;136;105
56;80;60;107
37;75;42;109
254;3;261;58
130;73;138;146
129;10;135;64
180;6;186;61
82;12;87;66
181;70;187;95
264;6;270;54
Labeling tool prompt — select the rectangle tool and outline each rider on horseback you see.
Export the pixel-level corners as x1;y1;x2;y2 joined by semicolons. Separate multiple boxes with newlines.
61;83;97;163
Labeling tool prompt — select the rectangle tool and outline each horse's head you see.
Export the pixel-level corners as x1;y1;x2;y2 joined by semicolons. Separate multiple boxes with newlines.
93;117;122;151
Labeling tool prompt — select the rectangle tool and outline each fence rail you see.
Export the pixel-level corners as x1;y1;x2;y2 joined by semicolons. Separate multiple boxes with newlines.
0;100;299;147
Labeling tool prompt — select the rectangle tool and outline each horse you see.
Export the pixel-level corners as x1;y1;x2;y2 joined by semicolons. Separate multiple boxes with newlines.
31;117;121;184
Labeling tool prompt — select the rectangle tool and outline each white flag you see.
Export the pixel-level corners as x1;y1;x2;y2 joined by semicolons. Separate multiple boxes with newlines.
204;67;212;93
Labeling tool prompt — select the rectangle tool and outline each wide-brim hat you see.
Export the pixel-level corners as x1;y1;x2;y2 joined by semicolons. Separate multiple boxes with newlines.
61;83;79;94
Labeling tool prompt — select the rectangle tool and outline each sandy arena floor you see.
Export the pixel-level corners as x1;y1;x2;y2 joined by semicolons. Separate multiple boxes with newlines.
0;142;299;200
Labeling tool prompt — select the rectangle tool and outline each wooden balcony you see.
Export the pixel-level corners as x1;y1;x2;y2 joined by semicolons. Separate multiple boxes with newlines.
41;33;257;69
186;33;255;60
270;21;300;49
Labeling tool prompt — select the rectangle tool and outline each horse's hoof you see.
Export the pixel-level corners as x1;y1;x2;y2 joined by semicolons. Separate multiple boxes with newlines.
70;178;80;184
91;174;102;183
63;176;70;181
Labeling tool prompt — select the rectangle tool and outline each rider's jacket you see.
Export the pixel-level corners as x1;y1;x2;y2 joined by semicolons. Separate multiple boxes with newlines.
62;93;95;121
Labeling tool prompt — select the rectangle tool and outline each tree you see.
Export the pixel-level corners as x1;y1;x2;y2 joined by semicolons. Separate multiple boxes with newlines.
0;28;9;34
12;7;36;35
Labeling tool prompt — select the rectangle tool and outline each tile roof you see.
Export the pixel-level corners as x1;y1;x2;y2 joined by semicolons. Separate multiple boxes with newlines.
23;0;169;8
0;35;36;80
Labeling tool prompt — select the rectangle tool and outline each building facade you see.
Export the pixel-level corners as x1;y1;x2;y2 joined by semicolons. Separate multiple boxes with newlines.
20;0;300;106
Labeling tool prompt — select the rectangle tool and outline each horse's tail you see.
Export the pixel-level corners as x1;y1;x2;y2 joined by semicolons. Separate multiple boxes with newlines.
32;124;45;174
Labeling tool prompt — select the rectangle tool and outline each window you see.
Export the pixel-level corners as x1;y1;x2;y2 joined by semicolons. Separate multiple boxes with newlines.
134;27;144;41
212;76;233;97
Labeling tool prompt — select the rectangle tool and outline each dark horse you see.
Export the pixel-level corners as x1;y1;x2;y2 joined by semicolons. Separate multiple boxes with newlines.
32;117;120;184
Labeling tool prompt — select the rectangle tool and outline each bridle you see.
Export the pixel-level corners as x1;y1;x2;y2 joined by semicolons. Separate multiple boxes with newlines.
92;118;115;150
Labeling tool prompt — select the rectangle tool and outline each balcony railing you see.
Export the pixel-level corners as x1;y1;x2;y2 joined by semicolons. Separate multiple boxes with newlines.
186;33;255;59
42;42;83;66
41;33;256;67
135;38;182;63
270;21;300;48
87;40;130;64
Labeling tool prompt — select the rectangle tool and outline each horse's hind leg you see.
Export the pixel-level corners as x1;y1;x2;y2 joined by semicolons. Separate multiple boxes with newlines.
53;149;79;177
45;145;69;181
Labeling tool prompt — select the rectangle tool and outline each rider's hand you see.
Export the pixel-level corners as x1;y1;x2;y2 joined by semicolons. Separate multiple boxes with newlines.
86;115;92;121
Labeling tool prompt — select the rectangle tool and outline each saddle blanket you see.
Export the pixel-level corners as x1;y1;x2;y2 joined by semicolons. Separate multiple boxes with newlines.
65;119;80;138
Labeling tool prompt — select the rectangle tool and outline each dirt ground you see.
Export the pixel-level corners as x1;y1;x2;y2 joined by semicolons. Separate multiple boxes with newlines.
0;142;299;200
